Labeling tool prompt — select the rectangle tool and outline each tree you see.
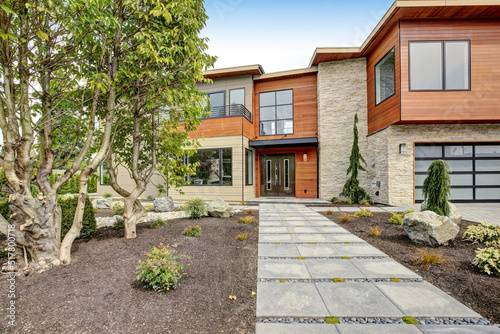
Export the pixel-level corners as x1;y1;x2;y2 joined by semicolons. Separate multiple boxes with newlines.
340;113;372;204
422;160;451;216
106;0;215;239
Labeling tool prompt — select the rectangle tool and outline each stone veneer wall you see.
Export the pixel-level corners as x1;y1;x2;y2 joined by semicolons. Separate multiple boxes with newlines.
317;59;373;201
370;124;500;205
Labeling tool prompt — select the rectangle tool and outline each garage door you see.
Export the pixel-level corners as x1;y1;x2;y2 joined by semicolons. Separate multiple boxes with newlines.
415;143;500;202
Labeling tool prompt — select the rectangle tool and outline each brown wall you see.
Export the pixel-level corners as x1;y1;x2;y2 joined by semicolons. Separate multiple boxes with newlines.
400;19;500;122
187;117;253;139
255;147;318;199
366;22;401;134
253;74;318;141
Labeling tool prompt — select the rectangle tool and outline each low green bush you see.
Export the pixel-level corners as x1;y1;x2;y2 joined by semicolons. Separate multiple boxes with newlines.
463;222;500;247
146;195;155;201
473;247;500;276
113;219;125;230
0;199;12;222
149;220;167;229
330;197;342;204
60;196;96;239
184;198;206;219
135;243;188;292
387;210;415;225
183;225;201;237
103;193;112;199
354;208;372;217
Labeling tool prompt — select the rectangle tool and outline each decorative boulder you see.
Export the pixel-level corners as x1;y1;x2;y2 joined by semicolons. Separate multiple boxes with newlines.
154;196;175;212
92;198;112;209
206;197;235;218
420;201;462;225
402;211;459;246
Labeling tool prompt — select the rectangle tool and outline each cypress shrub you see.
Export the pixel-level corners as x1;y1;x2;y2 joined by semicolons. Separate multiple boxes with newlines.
422;160;451;216
59;196;96;239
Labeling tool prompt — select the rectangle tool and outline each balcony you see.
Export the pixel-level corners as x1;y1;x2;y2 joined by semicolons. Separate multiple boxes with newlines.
205;104;252;122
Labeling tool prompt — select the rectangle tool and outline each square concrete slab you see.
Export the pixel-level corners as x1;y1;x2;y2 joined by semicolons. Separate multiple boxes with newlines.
375;282;482;318
259;234;294;242
336;324;423;334
288;227;319;233
305;259;365;279
297;244;343;257
324;234;366;243
350;258;421;279
339;207;363;212
260;227;288;234
292;234;328;242
316;226;346;233
316;282;404;317
258;244;300;257
258;259;311;279
256;323;339;334
256;282;330;317
259;221;283;226
417;325;500;333
336;244;388;257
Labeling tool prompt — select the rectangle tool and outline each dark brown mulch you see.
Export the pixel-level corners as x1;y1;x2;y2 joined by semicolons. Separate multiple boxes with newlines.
0;211;258;334
320;211;500;324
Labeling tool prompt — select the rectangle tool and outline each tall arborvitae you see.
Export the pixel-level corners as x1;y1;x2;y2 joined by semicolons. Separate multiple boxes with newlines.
340;114;372;204
422;160;451;216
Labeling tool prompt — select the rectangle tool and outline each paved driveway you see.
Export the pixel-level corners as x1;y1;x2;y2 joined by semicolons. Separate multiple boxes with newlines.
454;203;500;226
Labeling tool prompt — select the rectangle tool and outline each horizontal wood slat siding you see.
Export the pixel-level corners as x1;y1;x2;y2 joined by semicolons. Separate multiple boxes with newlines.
367;22;401;134
253;74;318;141
187;117;253;139
255;147;317;199
400;19;500;122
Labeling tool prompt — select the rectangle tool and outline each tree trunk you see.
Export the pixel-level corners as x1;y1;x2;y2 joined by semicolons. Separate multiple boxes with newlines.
123;189;147;239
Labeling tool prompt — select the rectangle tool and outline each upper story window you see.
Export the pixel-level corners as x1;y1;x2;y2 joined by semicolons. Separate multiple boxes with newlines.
375;48;396;105
409;40;470;91
229;88;245;106
259;89;293;136
208;91;225;117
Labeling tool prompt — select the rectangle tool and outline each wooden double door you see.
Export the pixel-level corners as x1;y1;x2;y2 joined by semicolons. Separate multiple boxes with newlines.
260;154;295;197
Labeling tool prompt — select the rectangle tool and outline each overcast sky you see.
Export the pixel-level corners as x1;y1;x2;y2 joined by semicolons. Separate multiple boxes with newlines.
201;0;394;73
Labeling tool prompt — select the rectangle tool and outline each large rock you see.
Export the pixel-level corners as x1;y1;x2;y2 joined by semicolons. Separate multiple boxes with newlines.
92;198;112;209
154;196;174;212
420;201;462;225
206;198;235;218
402;211;460;246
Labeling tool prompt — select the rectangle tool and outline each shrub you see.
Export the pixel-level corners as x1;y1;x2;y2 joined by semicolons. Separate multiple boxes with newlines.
473;247;500;276
463;222;500;247
149;220;167;229
360;200;371;207
146;195;155;201
422;160;451;216
412;248;449;271
238;216;257;225
246;209;254;215
339;213;351;223
113;219;124;230
0;199;12;222
325;210;334;215
59;196;96;239
369;226;383;237
342;199;353;205
387;212;404;225
236;232;248;241
103;193;112;199
330;197;342;204
110;201;124;211
113;208;124;215
135;243;188;292
184;198;206;219
183;225;201;237
354;208;372;217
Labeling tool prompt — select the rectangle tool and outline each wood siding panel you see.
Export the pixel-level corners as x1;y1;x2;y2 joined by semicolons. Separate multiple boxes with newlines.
253;74;318;141
400;19;500;122
254;147;317;199
187;117;250;138
367;22;401;134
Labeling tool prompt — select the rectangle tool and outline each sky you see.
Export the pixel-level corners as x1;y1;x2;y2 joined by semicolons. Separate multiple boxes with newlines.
201;0;394;73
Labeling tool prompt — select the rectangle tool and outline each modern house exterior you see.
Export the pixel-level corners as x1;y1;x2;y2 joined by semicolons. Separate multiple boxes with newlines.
98;0;500;205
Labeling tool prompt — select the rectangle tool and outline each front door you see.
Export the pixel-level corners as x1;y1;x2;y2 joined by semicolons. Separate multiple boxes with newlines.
260;154;295;197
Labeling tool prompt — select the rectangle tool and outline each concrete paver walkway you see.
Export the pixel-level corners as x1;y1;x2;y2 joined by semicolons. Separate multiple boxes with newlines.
256;204;500;333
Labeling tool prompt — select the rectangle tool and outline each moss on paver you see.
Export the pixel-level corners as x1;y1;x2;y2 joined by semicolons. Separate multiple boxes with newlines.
332;278;345;283
325;317;340;324
341;256;351;259
297;257;306;260
402;316;420;325
390;277;402;282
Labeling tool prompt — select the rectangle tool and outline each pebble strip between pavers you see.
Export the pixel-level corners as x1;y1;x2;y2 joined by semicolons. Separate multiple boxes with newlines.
256;204;500;334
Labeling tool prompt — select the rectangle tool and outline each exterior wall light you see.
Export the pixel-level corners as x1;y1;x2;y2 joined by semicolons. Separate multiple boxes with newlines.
303;154;307;162
399;143;407;154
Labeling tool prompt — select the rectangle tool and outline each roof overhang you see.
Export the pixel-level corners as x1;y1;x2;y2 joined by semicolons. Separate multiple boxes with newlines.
309;0;500;66
249;137;318;149
253;67;318;82
203;64;264;79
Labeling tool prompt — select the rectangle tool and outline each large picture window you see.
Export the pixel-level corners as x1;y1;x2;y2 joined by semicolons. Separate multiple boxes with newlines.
375;48;396;105
409;40;470;91
259;89;293;136
187;148;232;186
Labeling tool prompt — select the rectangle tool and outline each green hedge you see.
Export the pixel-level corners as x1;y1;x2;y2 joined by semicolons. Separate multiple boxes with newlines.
0;200;11;222
60;196;96;239
49;173;98;194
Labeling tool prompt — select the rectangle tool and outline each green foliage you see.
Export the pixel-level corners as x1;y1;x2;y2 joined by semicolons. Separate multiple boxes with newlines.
0;200;12;222
184;198;206;219
146;195;155;201
342;199;353;205
360;200;371;207
135;243;188;292
183;225;201;237
388;212;404;225
113;208;124;215
332;278;345;283
59;196;96;239
390;277;402;282
48;173;98;194
149;220;168;229
325;317;339;324
103;193;112;199
354;208;372;217
473;248;500;276
463;222;500;247
113;219;125;230
330;197;343;204
340;114;372;204
402;316;420;325
422;160;451;216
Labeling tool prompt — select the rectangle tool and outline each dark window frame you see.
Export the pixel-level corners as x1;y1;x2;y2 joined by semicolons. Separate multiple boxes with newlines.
259;89;294;136
245;148;253;186
374;47;396;106
409;40;471;92
414;142;500;203
229;87;245;107
186;148;233;186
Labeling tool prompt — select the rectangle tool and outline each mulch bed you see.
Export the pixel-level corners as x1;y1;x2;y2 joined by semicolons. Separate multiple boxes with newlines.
0;211;258;334
320;211;500;324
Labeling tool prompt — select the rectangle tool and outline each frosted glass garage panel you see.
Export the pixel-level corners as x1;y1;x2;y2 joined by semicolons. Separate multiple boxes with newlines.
476;188;500;200
415;174;426;187
445;145;472;158
415;188;424;201
450;174;473;186
415;146;443;158
475;145;500;157
450;188;473;200
476;160;500;172
476;174;500;186
415;160;433;173
446;160;473;172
